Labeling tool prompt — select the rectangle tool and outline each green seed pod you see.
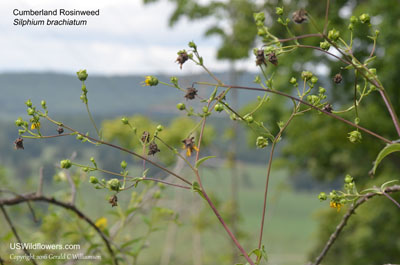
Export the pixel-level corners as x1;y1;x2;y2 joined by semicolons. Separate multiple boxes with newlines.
202;106;209;113
107;178;121;191
76;69;88;81
156;125;164;132
120;160;127;169
60;159;72;169
121;117;129;125
89;176;99;184
344;174;353;183
318;192;327;201
319;87;326;94
41;100;46;109
256;136;268;148
176;103;186;111
254;12;266;23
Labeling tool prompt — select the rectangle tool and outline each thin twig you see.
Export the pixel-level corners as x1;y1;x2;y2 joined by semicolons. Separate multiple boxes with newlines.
382;191;400;209
0;194;119;265
310;185;400;265
198;83;393;144
0;205;38;265
43;116;192;186
323;0;330;34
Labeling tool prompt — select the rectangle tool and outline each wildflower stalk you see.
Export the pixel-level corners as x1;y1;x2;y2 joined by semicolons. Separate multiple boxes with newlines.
43;116;192;186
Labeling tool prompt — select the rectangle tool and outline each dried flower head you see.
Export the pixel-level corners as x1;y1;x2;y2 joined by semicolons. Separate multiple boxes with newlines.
148;142;160;156
14;137;24;150
322;103;333;113
57;127;64;134
109;195;118;207
176;50;189;69
184;87;198;100
292;9;307;24
268;52;278;66
141;131;150;143
255;49;266;66
333;73;343;84
182;136;199;157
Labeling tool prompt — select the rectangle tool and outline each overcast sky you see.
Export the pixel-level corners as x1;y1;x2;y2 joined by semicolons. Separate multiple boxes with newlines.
0;0;255;75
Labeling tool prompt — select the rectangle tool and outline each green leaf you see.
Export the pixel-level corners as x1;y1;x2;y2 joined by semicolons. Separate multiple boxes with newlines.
120;237;143;250
191;181;206;200
372;143;400;175
195;156;216;168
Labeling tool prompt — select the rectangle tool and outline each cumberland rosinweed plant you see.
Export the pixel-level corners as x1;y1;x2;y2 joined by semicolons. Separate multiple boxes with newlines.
12;1;400;265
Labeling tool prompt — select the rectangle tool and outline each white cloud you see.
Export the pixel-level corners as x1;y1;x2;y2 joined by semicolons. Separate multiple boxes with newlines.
0;0;256;75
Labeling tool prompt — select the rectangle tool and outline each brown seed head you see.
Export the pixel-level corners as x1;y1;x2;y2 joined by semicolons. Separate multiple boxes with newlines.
184;87;198;100
14;137;24;150
292;9;307;24
108;195;118;207
148;142;160;156
176;51;189;69
255;49;266;66
268;52;278;66
333;73;343;84
141;131;150;143
322;103;333;113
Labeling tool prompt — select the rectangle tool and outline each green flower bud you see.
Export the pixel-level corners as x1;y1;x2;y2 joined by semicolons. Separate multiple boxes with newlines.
359;13;370;24
344;174;353;183
107;178;120;191
76;69;88;81
82;167;90;172
340;198;347;205
348;182;354;189
354;117;360;125
170;76;178;85
348;23;354;31
257;28;267;36
350;15;358;24
348;130;362;143
319;87;326;94
158;182;165;190
15;117;24;127
94;185;103;189
89;176;99;184
41;100;46;109
301;71;313;81
156;125;164;132
307;95;319;105
60;159;72;169
76;134;84;141
320;41;331;51
318;192;327;201
328;29;340;41
121;117;129;125
254;12;266;23
214;104;224;112
153;190;161;199
245;115;254;123
289;77;297;84
275;7;283;16
311;76;318;84
120;160;127;169
144;76;158;86
27;108;35;116
188;41;197;49
202;106;209;113
256;136;268;148
375;30;380;36
176;103;186;111
25;99;33;107
90;157;95;163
